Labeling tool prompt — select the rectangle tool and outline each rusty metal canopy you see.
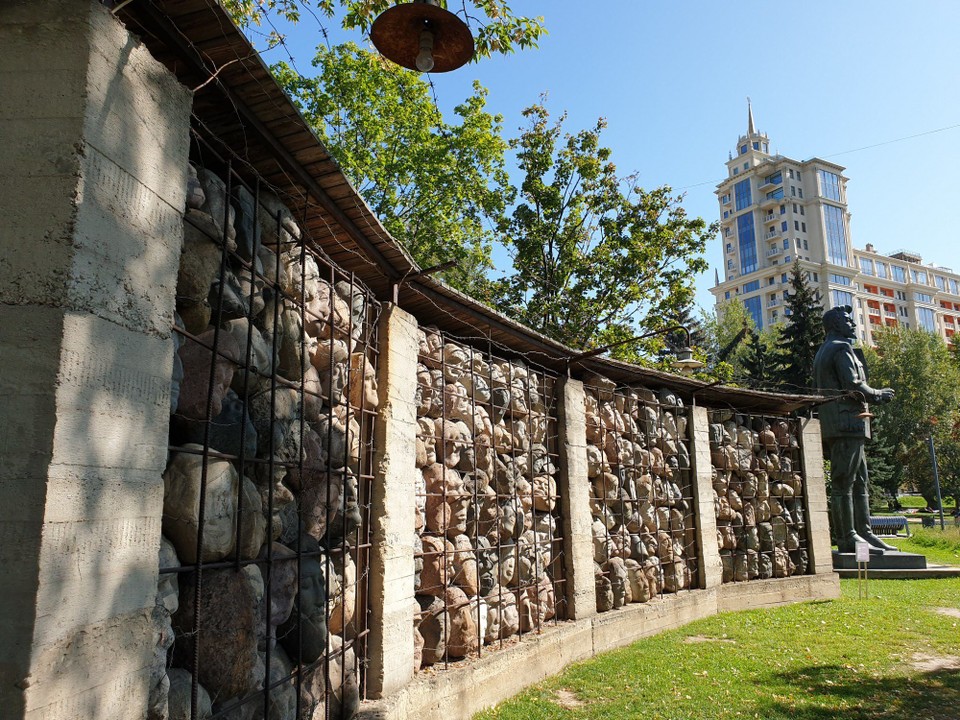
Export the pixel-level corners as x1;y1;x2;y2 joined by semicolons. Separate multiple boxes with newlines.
370;1;474;73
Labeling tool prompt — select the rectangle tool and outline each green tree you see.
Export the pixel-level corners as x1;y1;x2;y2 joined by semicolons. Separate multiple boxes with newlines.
699;298;755;383
492;103;714;354
777;261;823;393
225;0;546;60
740;326;783;391
864;327;960;509
273;45;512;295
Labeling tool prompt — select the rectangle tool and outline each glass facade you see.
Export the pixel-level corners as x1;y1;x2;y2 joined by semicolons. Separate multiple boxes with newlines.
819;170;842;201
829;274;851;285
823;204;848;265
735;179;752;210
860;258;874;275
892;265;906;283
918;306;936;331
744;296;763;329
737;213;758;274
876;262;887;279
744;280;760;293
952;279;959;295
832;289;853;308
936;276;947;291
766;188;784;200
915;292;933;303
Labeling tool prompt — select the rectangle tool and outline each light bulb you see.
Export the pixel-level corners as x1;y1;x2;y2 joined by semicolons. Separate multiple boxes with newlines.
416;28;435;72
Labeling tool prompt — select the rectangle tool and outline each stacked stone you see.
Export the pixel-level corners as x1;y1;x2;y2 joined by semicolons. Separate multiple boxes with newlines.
154;165;369;719
413;327;561;671
583;374;697;612
708;411;809;583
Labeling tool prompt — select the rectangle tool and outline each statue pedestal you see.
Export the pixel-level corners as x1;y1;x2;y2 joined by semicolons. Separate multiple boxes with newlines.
832;550;927;570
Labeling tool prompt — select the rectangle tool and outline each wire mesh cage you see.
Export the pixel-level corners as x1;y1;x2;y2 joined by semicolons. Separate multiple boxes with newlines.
155;126;379;720
413;325;566;670
582;375;699;610
708;410;810;583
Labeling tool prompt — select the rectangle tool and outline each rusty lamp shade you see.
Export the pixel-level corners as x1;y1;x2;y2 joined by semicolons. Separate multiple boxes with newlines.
370;1;474;73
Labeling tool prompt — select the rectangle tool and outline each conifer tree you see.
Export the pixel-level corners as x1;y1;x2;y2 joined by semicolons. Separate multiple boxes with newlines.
740;327;782;391
777;261;824;393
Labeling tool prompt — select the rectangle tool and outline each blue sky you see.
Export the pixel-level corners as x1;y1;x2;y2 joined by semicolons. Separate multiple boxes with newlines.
260;0;960;315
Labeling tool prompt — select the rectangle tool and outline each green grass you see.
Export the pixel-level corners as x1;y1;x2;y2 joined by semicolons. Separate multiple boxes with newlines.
475;579;960;720
898;495;957;511
889;527;960;566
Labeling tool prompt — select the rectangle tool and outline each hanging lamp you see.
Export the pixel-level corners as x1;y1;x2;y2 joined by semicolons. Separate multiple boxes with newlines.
370;0;475;73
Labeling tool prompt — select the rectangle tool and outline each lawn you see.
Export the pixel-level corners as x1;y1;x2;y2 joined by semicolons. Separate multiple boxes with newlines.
474;578;960;720
889;526;960;567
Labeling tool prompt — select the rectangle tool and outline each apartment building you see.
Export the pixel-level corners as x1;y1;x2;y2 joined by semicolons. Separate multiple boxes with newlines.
711;104;960;346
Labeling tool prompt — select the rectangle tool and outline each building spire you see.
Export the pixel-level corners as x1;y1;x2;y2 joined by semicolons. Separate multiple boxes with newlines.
747;96;756;135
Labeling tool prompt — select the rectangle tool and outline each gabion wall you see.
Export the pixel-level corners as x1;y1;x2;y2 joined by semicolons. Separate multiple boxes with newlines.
583;373;698;612
153;140;377;720
708;411;810;583
413;327;565;670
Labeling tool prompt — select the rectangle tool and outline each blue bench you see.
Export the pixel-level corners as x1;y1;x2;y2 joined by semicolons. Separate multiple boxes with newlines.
869;516;910;536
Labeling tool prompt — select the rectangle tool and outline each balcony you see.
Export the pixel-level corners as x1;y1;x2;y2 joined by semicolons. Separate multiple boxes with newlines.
759;194;781;208
766;247;782;258
762;213;777;223
764;230;781;241
767;298;782;308
884;311;897;318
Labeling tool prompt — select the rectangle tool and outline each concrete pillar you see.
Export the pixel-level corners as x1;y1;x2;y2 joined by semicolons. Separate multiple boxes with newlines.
555;377;597;620
0;2;191;718
689;406;723;589
800;417;834;575
366;304;419;697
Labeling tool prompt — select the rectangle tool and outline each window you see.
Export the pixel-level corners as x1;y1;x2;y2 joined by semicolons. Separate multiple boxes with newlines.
915;292;933;304
784;238;790;249
896;290;907;301
819;170;842;201
796;171;801;181
763;143;769;153
785;255;792;263
765;171;783;186
801;222;806;232
737;213;758;274
744;279;761;293
876;262;887;279
744;296;763;329
721;193;730;204
727;259;734;269
740;144;747;155
792;203;798;213
824;205;848;265
794;238;801;248
733;167;739;175
860;258;874;275
724;227;732;237
917;307;936;332
832;289;853;308
936;276;947;291
743;162;749;170
725;291;731;300
798;188;803;198
813;272;819;281
899;306;907;316
726;243;732;253
780;204;786;215
781;273;788;283
912;269;928;284
794;220;800;231
790;185;796;196
768;277;776;285
892;265;906;283
830;273;851;286
753;141;759;150
800;206;805;216
734;179;752;211
803;239;809;250
952;279;960;295
781;221;788;232
788;169;795;179
767;188;784;200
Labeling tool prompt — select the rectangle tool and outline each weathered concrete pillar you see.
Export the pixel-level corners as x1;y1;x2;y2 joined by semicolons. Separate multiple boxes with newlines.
366;303;419;697
0;1;191;718
555;377;597;620
689;406;723;589
800;417;834;575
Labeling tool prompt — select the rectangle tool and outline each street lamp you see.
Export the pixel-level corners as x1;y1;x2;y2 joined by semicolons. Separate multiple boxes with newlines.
566;325;705;374
370;1;475;73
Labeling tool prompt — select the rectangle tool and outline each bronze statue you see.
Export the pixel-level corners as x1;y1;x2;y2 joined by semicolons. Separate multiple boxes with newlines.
813;305;895;554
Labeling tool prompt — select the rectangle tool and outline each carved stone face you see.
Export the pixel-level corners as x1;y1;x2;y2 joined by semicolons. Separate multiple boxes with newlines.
349;353;378;410
423;464;469;537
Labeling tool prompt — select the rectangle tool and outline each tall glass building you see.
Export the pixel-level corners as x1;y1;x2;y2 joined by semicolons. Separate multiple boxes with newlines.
711;103;960;346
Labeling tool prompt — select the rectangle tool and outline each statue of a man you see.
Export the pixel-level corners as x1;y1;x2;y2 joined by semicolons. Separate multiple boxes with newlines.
813;305;895;554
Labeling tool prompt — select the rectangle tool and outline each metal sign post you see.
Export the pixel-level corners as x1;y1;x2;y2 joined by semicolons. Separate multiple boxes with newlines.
856;541;870;598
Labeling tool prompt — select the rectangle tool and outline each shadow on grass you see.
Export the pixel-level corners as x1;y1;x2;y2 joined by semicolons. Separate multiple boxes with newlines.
751;663;960;720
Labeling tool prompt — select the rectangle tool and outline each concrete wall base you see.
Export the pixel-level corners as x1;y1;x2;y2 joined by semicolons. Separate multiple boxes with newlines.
357;574;840;720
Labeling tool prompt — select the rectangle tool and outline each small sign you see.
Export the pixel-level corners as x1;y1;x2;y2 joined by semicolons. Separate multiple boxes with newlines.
855;541;871;563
